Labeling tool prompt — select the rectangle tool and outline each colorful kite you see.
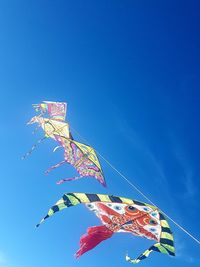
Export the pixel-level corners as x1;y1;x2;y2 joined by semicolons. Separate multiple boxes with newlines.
37;192;175;264
22;101;71;159
33;101;67;121
29;101;69;138
46;135;106;187
24;101;105;187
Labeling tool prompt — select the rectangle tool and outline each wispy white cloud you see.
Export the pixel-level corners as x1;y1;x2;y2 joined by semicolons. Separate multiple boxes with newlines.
112;104;198;208
174;236;200;264
169;132;197;200
182;171;197;199
116;115;197;202
114;116;169;188
0;251;7;267
174;236;185;258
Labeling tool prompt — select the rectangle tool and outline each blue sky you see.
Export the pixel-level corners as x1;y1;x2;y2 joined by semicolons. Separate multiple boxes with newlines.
0;1;200;266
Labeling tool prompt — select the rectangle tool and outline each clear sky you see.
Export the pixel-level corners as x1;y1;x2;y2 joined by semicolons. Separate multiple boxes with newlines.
0;1;200;267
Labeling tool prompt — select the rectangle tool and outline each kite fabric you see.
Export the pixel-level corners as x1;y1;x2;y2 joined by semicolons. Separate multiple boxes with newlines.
37;192;175;264
33;101;67;121
29;101;69;139
28;116;70;139
46;135;106;187
22;101;71;159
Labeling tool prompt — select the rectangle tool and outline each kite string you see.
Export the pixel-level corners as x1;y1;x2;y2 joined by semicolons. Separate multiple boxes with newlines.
21;136;47;160
71;126;200;245
99;151;200;245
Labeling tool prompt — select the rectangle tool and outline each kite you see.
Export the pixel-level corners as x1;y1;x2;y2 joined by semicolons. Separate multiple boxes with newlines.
33;101;67;121
22;101;71;159
29;101;70;138
37;192;175;264
23;101;105;187
46;135;106;187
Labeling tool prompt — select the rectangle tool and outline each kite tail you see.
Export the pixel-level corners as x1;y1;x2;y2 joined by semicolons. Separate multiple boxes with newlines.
75;225;113;258
125;242;175;264
45;160;66;174
31;124;40;135
56;175;84;185
21;136;47;160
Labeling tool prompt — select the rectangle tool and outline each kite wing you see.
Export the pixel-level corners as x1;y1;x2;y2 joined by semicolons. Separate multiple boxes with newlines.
37;193;175;263
22;116;71;159
33;101;67;121
28;116;70;139
46;136;106;187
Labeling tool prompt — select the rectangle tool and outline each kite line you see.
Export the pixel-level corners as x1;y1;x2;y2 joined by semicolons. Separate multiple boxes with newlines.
71;126;200;245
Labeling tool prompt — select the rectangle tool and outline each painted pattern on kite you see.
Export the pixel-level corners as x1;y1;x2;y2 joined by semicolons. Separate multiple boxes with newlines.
46;136;106;187
86;202;161;241
33;101;67;121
